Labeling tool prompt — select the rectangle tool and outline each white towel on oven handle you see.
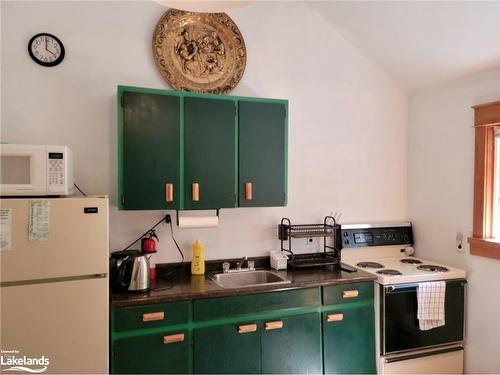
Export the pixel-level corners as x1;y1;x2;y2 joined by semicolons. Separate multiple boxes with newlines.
417;281;446;330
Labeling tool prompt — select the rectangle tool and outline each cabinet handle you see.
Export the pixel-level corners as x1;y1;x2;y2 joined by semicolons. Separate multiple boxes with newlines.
245;182;253;201
163;333;185;344
342;290;359;298
142;311;165;322
265;320;283;330
166;183;174;202
238;323;257;334
192;183;200;202
327;313;344;322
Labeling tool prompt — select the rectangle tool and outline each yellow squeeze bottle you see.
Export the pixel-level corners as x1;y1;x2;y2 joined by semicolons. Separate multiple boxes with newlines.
191;240;205;275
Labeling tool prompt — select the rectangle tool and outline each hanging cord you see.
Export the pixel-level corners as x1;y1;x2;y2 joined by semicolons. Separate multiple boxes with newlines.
73;183;87;197
169;216;184;264
121;214;168;252
160;216;185;279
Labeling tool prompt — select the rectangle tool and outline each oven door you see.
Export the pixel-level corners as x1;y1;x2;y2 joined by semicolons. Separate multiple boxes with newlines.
381;279;465;354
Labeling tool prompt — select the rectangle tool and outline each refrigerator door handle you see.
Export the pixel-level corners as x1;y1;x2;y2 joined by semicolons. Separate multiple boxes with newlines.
0;273;108;288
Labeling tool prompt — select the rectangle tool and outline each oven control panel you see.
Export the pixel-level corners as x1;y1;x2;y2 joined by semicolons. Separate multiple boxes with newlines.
340;223;413;248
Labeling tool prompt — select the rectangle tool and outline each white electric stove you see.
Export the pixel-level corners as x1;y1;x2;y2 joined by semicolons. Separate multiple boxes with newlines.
340;222;466;374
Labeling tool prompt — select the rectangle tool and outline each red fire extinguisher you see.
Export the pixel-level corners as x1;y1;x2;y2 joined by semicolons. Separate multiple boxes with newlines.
141;230;158;283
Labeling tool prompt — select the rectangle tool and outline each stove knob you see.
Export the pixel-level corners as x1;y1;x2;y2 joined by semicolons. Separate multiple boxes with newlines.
404;246;415;256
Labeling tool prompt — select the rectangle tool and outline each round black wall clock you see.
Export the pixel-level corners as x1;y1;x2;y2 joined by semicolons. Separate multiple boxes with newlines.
28;33;65;67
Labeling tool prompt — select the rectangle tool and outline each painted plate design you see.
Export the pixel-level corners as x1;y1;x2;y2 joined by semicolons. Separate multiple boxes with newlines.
153;9;247;94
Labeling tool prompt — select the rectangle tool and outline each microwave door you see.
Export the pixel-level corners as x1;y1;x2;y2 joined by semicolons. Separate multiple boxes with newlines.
0;147;47;195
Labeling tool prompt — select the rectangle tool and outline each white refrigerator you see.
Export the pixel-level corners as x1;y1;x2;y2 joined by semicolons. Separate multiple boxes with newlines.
0;197;109;374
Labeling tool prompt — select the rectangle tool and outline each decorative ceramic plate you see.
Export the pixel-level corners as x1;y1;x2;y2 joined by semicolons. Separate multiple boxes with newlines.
153;9;247;94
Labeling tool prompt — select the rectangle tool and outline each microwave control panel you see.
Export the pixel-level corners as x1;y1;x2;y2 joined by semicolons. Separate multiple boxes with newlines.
48;152;64;186
340;224;413;248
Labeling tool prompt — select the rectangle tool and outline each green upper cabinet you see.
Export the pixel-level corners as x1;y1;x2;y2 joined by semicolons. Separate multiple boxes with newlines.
120;91;181;210
184;97;237;209
238;101;287;207
117;86;288;210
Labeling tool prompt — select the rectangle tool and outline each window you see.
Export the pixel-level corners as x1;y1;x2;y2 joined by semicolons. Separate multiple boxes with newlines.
469;101;500;260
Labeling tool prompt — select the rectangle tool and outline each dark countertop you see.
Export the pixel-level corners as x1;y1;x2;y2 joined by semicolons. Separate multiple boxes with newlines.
111;264;376;308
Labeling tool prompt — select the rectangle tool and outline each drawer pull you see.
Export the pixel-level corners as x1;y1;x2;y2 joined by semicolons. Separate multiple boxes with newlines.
192;183;200;202
342;290;359;298
238;323;257;334
327;313;344;322
163;333;185;344
245;182;253;201
142;311;165;322
166;183;174;202
265;320;283;330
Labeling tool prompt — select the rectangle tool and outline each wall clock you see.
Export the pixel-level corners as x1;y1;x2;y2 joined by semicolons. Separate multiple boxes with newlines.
28;33;65;67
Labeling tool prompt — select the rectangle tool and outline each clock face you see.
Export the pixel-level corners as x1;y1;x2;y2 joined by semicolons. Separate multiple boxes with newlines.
28;33;65;67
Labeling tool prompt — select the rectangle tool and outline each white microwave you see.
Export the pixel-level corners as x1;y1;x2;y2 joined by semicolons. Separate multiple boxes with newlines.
0;144;74;196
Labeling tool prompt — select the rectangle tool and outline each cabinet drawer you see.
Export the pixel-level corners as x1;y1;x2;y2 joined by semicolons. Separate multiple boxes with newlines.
193;287;320;321
113;301;189;332
323;282;373;306
112;329;189;374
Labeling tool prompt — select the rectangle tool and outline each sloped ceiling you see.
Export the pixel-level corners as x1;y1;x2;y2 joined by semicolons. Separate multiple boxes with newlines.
310;1;500;93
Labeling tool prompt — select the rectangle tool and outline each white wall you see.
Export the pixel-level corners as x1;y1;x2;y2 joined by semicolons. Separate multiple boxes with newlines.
1;1;408;262
408;67;500;373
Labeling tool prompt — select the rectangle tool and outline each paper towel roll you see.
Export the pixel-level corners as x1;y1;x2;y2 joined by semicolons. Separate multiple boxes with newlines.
178;216;219;229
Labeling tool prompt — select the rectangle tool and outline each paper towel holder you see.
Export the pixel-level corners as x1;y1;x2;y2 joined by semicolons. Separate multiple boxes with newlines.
176;209;220;226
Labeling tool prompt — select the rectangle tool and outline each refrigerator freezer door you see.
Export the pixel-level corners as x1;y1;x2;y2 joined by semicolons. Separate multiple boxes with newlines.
0;277;108;373
0;197;108;283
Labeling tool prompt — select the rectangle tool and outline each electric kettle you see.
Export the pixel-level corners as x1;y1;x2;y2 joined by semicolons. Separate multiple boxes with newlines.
110;250;150;293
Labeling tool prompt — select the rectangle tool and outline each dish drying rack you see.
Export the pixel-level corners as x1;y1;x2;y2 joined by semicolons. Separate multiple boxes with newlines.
278;216;340;269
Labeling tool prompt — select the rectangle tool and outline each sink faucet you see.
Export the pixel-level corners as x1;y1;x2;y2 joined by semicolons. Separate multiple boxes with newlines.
236;256;247;270
222;256;255;273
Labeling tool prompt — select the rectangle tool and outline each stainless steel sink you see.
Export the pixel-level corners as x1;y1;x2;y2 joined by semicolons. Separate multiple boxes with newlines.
210;270;291;289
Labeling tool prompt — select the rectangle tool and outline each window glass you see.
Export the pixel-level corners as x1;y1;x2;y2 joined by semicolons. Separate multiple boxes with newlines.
493;133;500;238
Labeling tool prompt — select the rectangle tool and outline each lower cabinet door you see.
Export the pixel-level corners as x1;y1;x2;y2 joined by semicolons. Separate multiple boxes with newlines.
194;321;261;374
112;330;189;374
261;313;322;374
323;306;376;374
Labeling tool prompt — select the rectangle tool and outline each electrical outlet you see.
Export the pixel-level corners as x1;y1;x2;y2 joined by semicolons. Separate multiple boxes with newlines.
305;237;317;249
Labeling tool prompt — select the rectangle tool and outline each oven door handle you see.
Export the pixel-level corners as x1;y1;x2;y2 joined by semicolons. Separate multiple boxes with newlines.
384;345;463;363
385;279;467;294
386;283;418;293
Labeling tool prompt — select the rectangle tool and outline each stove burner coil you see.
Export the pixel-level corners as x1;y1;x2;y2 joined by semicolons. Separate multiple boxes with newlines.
356;261;384;269
400;258;423;264
417;265;449;273
376;269;402;276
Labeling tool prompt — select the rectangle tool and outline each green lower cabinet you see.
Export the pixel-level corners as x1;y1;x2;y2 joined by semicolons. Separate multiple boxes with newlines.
194;321;261;374
111;283;376;375
261;313;322;374
112;330;189;374
323;305;376;374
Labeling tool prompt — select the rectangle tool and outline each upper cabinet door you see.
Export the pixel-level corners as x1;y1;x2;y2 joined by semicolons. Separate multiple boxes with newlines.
238;101;287;207
184;97;237;209
121;91;180;210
